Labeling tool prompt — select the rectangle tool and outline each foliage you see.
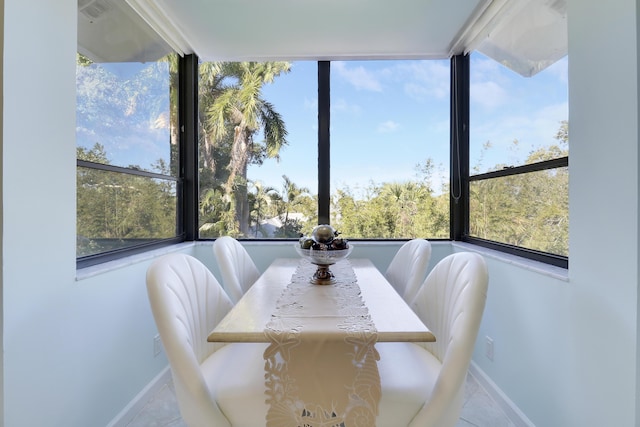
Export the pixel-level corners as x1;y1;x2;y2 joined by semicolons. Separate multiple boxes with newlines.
469;120;569;256
198;61;291;236
77;144;177;257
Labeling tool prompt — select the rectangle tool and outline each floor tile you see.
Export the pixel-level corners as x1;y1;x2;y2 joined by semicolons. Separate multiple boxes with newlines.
126;384;183;427
458;374;516;427
128;371;516;427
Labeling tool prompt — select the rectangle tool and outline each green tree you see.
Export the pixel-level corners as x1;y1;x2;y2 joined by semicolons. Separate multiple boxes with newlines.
77;144;177;256
204;61;291;236
248;180;279;237
199;187;236;237
275;175;310;237
469;121;569;255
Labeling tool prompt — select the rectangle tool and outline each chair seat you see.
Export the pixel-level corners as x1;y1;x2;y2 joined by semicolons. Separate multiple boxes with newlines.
376;342;443;427
201;341;444;427
201;343;270;427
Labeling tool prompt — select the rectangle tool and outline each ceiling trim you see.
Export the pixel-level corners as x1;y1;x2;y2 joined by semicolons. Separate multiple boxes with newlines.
125;0;192;56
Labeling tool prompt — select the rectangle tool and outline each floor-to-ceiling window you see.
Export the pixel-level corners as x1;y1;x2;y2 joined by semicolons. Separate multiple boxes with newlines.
197;61;317;239
196;60;451;240
330;60;451;239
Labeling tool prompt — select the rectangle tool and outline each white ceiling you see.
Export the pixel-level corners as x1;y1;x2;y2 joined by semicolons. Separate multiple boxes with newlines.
78;0;567;76
125;0;490;61
78;0;172;62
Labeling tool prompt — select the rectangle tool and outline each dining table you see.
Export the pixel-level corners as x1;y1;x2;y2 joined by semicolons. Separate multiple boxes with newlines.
207;257;435;344
207;256;436;427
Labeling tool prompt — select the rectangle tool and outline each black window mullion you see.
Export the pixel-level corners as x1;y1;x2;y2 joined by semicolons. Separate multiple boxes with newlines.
469;156;568;181
76;159;178;181
318;61;331;225
450;54;470;241
179;54;199;240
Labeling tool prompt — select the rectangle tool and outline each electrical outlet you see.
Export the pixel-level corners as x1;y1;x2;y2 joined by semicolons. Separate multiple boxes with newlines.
485;336;494;361
153;334;162;357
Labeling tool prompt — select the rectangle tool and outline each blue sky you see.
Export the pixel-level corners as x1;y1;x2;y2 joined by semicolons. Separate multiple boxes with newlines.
469;54;568;170
76;60;173;171
250;53;569;196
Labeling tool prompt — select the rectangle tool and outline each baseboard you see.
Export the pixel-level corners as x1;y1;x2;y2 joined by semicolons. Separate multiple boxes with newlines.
468;361;536;427
105;366;172;427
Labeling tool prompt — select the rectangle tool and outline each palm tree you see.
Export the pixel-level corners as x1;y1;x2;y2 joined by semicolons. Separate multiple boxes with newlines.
199;187;236;237
278;175;310;237
248;180;278;237
205;61;291;236
165;54;180;174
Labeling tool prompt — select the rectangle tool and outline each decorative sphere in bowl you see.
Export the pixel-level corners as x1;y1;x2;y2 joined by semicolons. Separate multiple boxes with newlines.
311;224;337;244
295;244;353;266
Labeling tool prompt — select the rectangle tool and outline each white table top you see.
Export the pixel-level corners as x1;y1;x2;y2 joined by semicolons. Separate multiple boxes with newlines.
207;258;435;343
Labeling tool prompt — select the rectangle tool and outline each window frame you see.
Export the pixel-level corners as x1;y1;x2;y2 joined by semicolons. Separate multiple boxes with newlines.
75;160;185;268
452;53;569;269
77;54;569;269
75;55;190;269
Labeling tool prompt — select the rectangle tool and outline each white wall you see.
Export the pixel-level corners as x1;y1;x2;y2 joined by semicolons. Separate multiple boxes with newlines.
4;0;76;424
1;2;195;425
466;248;574;425
0;0;4;423
567;0;638;425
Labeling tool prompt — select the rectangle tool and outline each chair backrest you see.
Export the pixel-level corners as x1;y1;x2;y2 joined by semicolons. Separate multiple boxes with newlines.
385;239;432;303
213;236;260;303
146;253;234;427
409;252;489;427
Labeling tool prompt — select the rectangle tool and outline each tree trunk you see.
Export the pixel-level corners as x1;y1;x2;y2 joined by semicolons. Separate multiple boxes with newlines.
226;126;251;236
236;160;250;236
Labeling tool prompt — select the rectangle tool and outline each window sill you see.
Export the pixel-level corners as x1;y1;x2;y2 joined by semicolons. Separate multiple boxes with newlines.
76;242;196;281
75;240;569;283
452;242;569;282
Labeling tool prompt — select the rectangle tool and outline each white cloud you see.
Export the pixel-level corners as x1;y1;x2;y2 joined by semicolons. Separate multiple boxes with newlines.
471;55;503;79
333;61;383;92
304;97;317;110
333;60;453;101
391;61;450;101
377;120;400;133
529;101;569;142
471;100;568;170
546;56;569;84
331;97;362;115
470;81;509;109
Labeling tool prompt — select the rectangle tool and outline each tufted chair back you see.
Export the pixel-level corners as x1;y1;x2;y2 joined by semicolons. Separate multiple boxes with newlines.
385;239;432;303
213;236;261;304
146;253;234;427
409;251;488;427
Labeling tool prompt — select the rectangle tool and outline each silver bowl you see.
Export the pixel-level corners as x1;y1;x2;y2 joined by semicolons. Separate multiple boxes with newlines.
294;244;353;285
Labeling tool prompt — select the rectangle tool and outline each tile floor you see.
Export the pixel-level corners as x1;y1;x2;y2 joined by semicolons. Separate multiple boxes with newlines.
126;371;516;427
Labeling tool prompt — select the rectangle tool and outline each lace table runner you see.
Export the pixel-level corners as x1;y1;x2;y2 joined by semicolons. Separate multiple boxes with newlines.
264;259;381;427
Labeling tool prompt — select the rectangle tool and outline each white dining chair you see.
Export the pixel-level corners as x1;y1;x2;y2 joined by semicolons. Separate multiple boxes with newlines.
375;251;489;427
385;238;432;304
213;236;261;304
146;253;268;427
